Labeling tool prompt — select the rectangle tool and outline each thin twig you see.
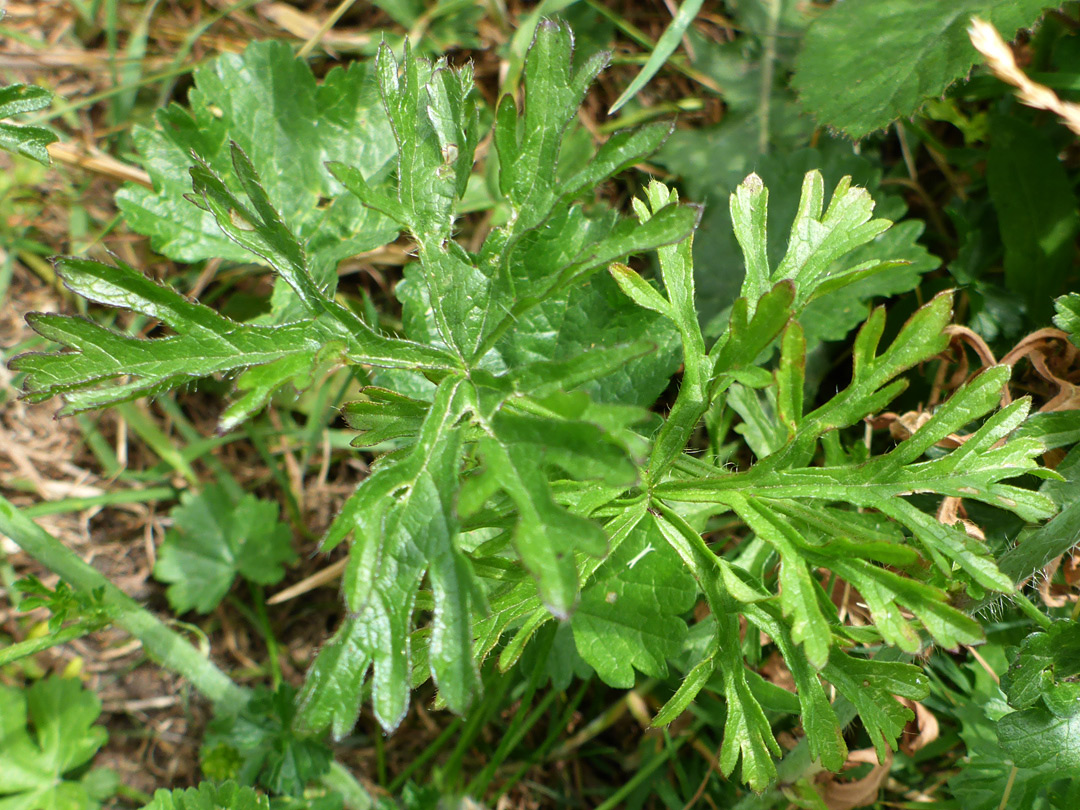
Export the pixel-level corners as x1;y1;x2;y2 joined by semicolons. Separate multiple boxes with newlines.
47;141;152;187
266;557;348;604
298;0;360;59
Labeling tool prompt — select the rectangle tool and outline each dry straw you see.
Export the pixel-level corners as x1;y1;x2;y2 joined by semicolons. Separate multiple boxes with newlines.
968;16;1080;136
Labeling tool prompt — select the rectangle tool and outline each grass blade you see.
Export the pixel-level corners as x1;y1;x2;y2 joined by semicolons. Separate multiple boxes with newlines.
608;0;704;114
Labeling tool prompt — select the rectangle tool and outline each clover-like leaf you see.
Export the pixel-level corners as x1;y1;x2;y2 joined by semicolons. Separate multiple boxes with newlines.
153;485;296;614
0;677;113;810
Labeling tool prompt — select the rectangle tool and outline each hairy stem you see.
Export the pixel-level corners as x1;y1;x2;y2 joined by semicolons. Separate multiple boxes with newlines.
0;494;246;707
0;494;374;808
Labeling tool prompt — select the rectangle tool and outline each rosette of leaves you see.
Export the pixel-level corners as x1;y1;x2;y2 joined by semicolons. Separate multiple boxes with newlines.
11;20;1053;789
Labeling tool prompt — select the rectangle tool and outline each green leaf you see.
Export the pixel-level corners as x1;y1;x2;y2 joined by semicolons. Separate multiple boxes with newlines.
570;520;696;687
489;407;639;485
769;292;953;465
478;500;652;674
301;378;477;733
651;654;717;727
988;116;1080;321
116;40;398;279
797;216;938;343
561;123;674;202
823;651;929;761
998;705;1080;774
609;262;675;320
1012;410;1080;453
774;172;891;309
793;0;1053;139
140;782;268;810
995;469;1080;591
479;264;682;406
11;255;456;421
650;508;782;789
1054;293;1080;347
828;557;983;651
608;0;706;114
201;685;331;797
1001;622;1080;711
153;485;295;614
724;161;937;344
751;601;848;772
293;618;370;741
617;182;711;481
494;19;608;234
342;388;429;449
476;435;606;619
0;677;112;810
375;21;692;378
775;321;805;437
711;280;795;390
0;83;58;165
725;494;832;669
506;342;656;399
686;147;936;332
715;609;782;791
371;41;492;359
15;576;109;634
730;173;771;304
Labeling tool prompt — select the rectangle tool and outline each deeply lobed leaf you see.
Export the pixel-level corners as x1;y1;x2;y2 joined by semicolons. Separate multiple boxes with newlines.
10;17;1060;793
116;40;398;283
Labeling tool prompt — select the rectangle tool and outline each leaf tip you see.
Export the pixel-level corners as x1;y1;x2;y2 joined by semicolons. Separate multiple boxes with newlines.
741;172;764;194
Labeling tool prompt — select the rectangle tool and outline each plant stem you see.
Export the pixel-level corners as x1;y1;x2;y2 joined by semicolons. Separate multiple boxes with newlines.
495;678;591;800
0;620;102;667
757;0;781;154
443;667;514;785
374;728;388;786
249;583;283;690
998;764;1018;810
466;628;555;796
21;486;177;518
1;496;376;809
1012;590;1053;630
0;494;247;707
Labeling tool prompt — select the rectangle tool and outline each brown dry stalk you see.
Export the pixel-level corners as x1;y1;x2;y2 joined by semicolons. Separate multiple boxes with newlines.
968;17;1080;136
47;141;152;188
